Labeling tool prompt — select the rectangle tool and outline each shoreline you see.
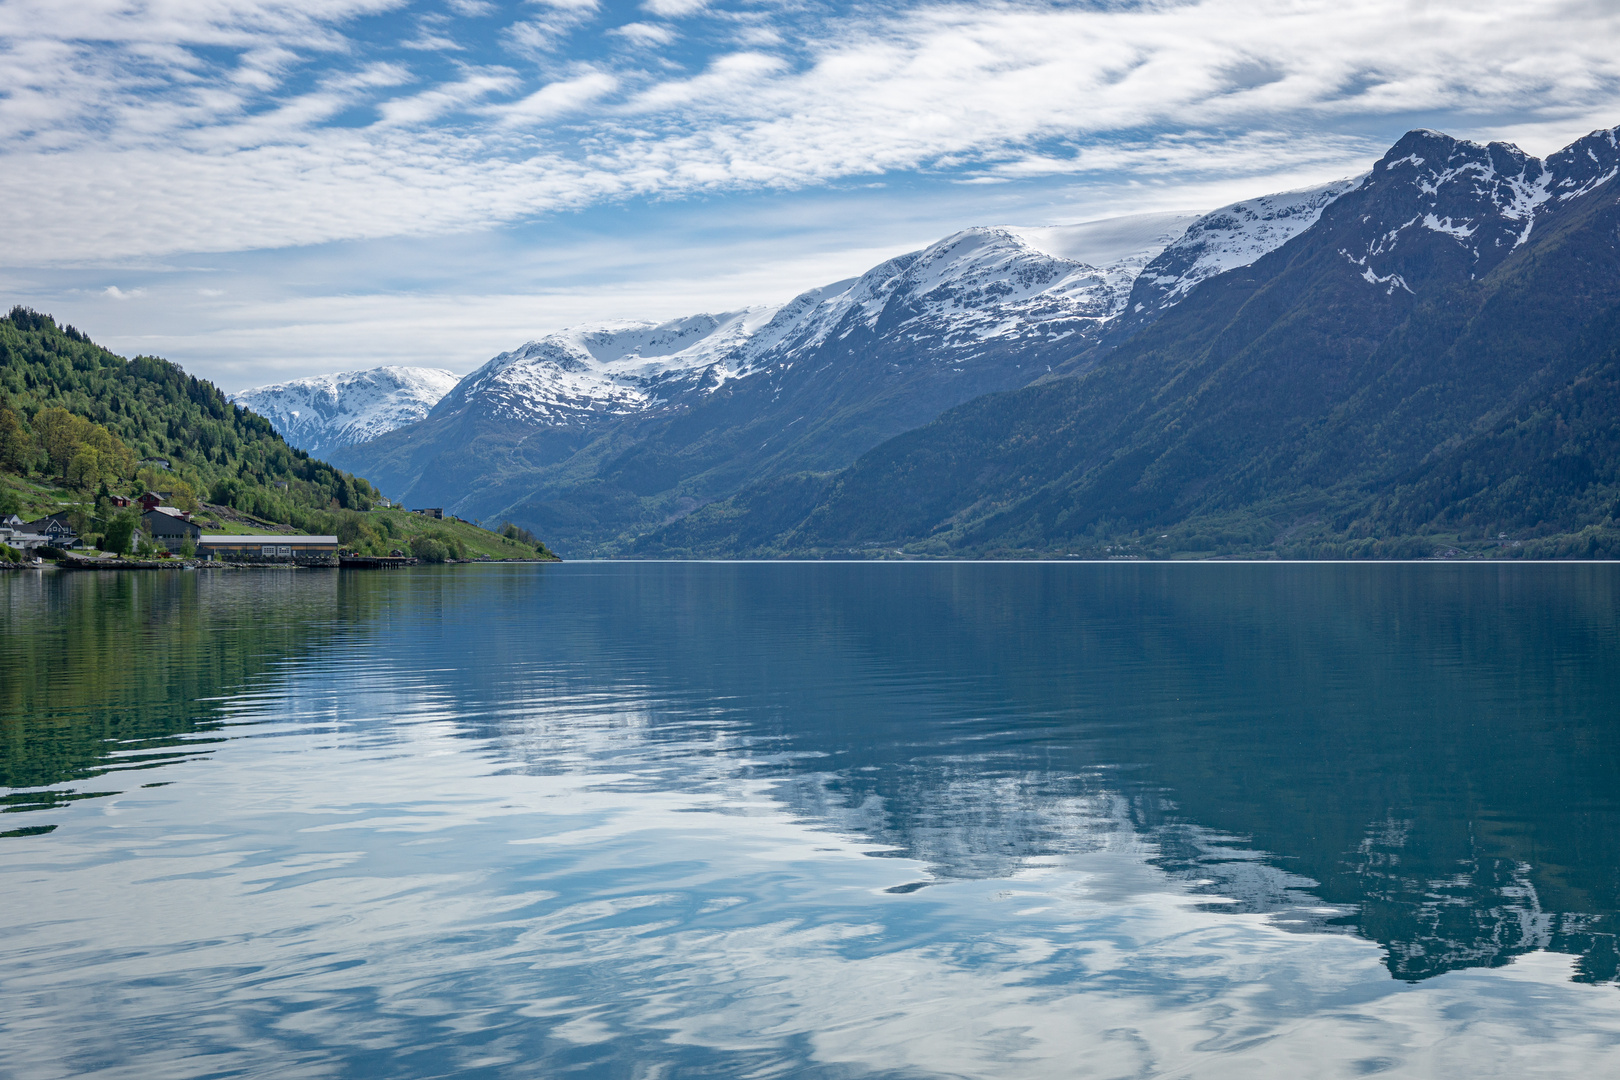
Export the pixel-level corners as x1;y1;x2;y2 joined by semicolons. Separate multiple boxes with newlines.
47;554;561;571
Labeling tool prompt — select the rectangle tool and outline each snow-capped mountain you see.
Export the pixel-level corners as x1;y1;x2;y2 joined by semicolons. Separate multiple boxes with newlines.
345;122;1620;556
334;185;1386;548
429;189;1378;440
1332;127;1620;295
433;308;781;429
235;366;460;456
435;213;1202;432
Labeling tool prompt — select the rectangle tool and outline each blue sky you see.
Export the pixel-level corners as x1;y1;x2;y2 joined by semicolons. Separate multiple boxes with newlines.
2;0;1618;389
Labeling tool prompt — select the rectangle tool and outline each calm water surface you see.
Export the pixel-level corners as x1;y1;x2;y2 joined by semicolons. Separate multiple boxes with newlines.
2;562;1619;1078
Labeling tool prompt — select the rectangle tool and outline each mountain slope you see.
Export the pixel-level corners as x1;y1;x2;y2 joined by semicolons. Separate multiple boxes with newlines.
1098;178;1362;345
336;196;1350;554
647;126;1620;558
234;366;459;457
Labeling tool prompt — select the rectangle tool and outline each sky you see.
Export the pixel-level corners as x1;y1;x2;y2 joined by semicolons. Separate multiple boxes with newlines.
1;0;1618;390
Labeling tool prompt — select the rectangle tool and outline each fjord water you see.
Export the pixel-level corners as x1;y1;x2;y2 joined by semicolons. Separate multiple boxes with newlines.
3;564;1619;1078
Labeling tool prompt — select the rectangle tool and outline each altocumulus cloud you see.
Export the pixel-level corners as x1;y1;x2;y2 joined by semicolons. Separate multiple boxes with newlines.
0;0;1617;263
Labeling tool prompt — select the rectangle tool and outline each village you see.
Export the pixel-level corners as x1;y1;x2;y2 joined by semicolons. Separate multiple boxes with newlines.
4;490;339;565
1;492;539;568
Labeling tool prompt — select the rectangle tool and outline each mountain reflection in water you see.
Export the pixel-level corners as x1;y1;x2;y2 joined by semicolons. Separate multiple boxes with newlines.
2;562;1618;1078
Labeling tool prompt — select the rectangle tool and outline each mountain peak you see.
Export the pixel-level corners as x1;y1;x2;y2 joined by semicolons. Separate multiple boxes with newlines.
1322;124;1620;296
234;366;460;456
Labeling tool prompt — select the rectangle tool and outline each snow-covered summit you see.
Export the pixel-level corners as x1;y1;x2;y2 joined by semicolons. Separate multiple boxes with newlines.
434;310;776;427
442;215;1199;430
1334;126;1620;294
770;214;1197;351
234;366;460;457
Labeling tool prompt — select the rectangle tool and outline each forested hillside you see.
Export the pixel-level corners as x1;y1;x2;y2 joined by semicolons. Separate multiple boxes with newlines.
0;306;376;527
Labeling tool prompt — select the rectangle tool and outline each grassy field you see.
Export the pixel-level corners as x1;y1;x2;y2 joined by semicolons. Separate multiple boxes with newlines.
1;471;79;519
360;510;556;560
192;507;556;559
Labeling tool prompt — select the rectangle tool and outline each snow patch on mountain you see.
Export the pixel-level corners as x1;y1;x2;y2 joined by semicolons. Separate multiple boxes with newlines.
1127;179;1364;315
235;366;460;456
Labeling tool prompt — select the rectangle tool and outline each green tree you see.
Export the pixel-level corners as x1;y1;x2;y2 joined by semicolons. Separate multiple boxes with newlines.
0;404;32;473
66;445;101;490
102;509;139;555
33;407;89;478
84;424;135;485
2;310;556;556
166;478;198;513
409;534;450;563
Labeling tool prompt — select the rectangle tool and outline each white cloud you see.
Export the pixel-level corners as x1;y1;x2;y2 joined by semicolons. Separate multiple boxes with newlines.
501;1;599;55
730;24;784;47
608;21;676;47
642;0;708;16
373;68;519;126
401;32;462;51
0;164;1340;387
0;0;400;50
496;70;619;125
622;50;788;112
322;61;415;93
2;0;1618;266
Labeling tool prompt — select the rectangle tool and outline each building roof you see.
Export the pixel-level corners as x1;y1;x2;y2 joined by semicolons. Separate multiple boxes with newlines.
1;529;50;544
145;506;190;518
198;535;339;544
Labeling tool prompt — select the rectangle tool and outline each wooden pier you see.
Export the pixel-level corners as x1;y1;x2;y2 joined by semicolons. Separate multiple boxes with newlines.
339;554;418;569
